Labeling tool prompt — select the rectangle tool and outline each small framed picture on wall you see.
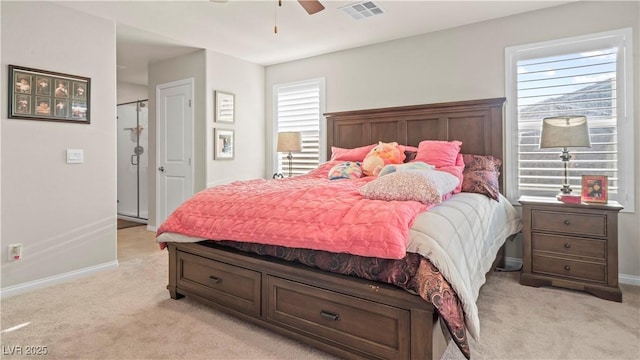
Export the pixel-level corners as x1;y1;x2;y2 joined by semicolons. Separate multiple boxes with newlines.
581;175;608;203
214;90;234;123
214;128;234;160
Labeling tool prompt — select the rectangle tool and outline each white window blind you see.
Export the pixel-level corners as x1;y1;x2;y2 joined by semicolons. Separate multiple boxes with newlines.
517;50;617;192
275;80;322;176
505;29;634;210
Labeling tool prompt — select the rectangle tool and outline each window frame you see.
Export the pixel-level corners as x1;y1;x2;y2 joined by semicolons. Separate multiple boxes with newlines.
272;78;326;176
505;28;634;212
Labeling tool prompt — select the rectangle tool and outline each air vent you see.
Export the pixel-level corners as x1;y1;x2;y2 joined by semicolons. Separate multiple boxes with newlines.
340;1;384;20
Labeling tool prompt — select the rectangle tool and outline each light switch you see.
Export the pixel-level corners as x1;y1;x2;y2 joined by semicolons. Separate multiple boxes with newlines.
66;149;84;164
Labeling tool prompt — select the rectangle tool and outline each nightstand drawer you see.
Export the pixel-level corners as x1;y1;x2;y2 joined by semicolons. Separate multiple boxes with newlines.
531;210;606;238
532;233;605;259
532;255;606;283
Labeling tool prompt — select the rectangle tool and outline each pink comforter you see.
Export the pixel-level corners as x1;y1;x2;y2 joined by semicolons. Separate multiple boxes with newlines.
157;162;430;259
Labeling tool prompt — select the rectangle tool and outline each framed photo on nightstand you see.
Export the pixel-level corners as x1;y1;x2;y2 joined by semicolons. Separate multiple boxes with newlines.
581;175;607;203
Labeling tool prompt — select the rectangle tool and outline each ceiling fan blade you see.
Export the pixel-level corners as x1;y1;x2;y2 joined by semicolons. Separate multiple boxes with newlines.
298;0;325;15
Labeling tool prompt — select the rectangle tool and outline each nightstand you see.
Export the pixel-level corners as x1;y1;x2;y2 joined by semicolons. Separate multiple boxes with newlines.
519;196;623;302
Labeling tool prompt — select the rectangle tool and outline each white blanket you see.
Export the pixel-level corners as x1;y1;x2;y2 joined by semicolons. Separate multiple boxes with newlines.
406;192;522;340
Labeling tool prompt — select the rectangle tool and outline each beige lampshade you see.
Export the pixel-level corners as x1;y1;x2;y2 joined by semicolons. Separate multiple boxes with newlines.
277;132;302;152
539;116;591;148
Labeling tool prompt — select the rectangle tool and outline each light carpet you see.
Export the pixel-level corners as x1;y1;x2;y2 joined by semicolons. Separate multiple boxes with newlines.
1;238;638;359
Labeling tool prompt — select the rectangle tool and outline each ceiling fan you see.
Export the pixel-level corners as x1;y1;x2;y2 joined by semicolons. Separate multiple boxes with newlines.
296;0;325;15
211;0;325;15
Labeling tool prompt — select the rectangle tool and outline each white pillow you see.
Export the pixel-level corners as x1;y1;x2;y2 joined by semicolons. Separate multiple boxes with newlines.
423;169;460;195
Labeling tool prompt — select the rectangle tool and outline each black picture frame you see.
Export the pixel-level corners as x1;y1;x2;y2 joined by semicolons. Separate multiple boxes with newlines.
8;65;90;124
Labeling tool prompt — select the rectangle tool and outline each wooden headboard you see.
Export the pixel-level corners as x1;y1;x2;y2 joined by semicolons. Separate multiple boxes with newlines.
324;97;507;191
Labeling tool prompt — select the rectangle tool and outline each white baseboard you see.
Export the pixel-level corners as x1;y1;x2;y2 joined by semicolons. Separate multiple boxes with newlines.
146;225;157;232
619;273;640;286
117;215;147;224
503;257;639;286
0;260;119;299
505;256;523;269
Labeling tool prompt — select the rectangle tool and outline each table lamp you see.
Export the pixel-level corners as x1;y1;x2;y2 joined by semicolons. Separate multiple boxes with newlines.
539;115;591;200
276;131;302;177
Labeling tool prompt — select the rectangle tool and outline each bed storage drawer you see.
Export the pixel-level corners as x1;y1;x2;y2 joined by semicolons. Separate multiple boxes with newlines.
266;275;410;360
177;250;261;316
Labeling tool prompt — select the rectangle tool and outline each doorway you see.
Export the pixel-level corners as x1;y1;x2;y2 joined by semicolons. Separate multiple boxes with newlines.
117;99;149;223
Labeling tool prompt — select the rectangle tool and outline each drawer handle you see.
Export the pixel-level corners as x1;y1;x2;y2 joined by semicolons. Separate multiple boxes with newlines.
563;220;571;226
564;243;571;249
564;265;571;271
208;276;222;284
320;311;340;321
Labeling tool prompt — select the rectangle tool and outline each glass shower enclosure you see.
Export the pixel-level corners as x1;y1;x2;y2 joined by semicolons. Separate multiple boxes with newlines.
117;100;148;222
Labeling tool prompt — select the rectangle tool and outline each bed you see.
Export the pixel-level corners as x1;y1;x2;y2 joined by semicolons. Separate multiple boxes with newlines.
158;97;521;360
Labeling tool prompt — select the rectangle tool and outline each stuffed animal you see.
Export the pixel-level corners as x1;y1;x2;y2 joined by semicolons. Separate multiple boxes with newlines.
362;141;406;176
328;161;363;180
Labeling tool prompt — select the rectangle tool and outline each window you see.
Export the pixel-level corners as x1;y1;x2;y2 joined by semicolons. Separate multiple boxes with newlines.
273;79;325;176
505;28;634;211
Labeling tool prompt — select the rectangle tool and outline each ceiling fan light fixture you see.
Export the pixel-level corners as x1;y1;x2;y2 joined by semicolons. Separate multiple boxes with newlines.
340;1;384;20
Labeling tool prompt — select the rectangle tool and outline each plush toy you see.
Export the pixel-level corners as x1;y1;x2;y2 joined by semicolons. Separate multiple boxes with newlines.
362;141;406;176
328;161;363;180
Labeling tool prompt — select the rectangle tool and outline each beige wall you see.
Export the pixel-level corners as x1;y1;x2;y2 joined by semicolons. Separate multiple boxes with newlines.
1;2;118;292
265;1;640;281
206;50;266;187
117;82;148;105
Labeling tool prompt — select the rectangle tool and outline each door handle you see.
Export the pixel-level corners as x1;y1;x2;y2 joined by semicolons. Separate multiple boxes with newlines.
158;166;165;172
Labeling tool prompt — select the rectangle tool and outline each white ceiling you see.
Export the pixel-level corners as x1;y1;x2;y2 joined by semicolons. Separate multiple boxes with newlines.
58;0;573;85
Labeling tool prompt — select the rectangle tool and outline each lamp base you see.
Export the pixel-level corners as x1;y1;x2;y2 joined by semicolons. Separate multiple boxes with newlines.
557;194;582;204
560;183;574;195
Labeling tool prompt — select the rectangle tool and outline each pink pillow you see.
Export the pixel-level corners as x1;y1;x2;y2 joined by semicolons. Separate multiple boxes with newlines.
456;152;465;167
413;140;462;168
331;144;376;161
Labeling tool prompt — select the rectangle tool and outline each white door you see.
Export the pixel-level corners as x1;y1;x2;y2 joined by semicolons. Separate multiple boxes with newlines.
156;79;194;226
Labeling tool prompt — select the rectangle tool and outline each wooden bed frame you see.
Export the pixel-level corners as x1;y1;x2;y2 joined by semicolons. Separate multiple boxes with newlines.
166;97;507;360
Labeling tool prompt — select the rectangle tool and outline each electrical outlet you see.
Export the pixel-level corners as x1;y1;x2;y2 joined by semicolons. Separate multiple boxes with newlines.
8;243;22;261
